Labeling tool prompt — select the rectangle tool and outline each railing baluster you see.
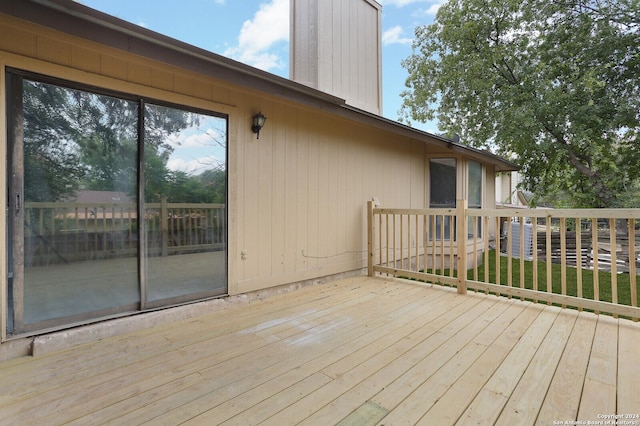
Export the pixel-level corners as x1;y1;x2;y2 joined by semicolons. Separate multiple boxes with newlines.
484;215;490;290
495;216;501;287
560;217;567;307
592;217;600;314
378;213;383;268
423;214;428;274
407;214;411;272
576;219;583;311
415;214;419;272
439;213;442;276
532;217;538;302
473;212;478;282
400;214;404;271
507;215;512;298
519;218;525;300
629;219;637;320
610;218;618;317
449;212;454;280
386;214;390;271
431;215;436;275
546;217;552;304
393;214;397;270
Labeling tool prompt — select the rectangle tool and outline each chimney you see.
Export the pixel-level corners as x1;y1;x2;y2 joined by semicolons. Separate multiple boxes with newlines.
290;0;383;115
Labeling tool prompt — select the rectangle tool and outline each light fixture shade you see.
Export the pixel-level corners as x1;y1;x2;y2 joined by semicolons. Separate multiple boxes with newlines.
252;112;267;139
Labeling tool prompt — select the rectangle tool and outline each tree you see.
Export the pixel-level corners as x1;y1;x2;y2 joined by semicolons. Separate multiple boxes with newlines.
21;79;198;202
22;81;88;202
401;0;640;207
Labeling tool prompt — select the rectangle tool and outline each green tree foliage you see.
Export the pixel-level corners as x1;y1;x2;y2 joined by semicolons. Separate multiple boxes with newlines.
22;79;225;205
401;0;640;207
22;81;90;201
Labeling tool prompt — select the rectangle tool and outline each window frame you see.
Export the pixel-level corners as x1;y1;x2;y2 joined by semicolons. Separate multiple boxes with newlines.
427;155;485;241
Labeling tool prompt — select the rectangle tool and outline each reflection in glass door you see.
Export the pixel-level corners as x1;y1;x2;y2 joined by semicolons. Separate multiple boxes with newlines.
142;104;227;307
6;71;228;336
8;75;140;333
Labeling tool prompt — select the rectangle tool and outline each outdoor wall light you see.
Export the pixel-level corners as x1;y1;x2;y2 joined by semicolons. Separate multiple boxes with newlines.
252;112;267;139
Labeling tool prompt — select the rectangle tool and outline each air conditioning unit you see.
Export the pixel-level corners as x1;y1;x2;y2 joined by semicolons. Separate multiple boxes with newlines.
504;221;534;258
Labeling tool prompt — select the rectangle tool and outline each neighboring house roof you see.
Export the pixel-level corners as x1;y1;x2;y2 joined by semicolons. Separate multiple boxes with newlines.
2;0;520;172
72;190;134;204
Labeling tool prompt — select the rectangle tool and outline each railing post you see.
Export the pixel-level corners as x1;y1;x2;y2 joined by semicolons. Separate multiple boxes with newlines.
367;200;375;277
456;199;467;294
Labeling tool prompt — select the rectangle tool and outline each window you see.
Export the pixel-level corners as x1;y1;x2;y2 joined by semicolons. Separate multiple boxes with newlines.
468;160;483;237
429;158;457;208
468;161;482;209
429;158;456;240
428;158;483;240
6;70;228;335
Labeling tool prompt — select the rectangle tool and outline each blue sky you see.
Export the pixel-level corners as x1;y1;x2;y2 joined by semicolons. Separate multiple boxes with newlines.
78;0;443;134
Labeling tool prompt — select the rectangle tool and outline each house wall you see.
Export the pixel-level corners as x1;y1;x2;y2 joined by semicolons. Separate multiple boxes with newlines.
0;10;507;357
0;12;427;310
234;104;427;294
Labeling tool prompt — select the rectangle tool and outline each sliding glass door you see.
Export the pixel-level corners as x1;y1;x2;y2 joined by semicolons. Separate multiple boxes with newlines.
6;70;227;335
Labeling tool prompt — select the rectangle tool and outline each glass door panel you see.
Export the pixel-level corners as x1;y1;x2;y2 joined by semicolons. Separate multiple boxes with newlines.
10;78;140;333
143;104;227;307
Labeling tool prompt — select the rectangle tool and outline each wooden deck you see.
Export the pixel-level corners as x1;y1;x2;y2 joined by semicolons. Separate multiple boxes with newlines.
1;276;639;425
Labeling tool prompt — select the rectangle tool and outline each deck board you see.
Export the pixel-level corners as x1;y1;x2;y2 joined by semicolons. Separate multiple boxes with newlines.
495;308;578;425
618;320;640;414
535;311;597;422
578;315;619;420
416;303;542;425
0;276;639;425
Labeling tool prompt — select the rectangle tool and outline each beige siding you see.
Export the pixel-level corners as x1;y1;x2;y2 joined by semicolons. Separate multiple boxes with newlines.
233;97;428;293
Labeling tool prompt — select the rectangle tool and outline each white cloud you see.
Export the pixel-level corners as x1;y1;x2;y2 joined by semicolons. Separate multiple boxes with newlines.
380;0;446;15
380;0;427;6
224;0;289;71
382;26;413;46
422;1;445;15
168;128;224;148
167;156;224;175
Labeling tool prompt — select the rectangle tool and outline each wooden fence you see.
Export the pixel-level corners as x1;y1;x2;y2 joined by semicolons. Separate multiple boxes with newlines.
367;200;640;320
24;200;225;266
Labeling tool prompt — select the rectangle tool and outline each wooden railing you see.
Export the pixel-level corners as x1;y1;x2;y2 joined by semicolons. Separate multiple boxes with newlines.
367;200;640;320
25;200;225;266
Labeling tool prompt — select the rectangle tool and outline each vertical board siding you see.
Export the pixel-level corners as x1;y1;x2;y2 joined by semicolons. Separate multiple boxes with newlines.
290;0;317;87
307;115;321;271
258;100;275;279
296;112;310;274
284;109;299;275
292;0;381;114
240;98;261;281
271;102;287;277
317;118;330;269
236;100;427;290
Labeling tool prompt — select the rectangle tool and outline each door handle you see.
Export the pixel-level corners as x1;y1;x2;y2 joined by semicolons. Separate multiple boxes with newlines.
15;192;20;214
